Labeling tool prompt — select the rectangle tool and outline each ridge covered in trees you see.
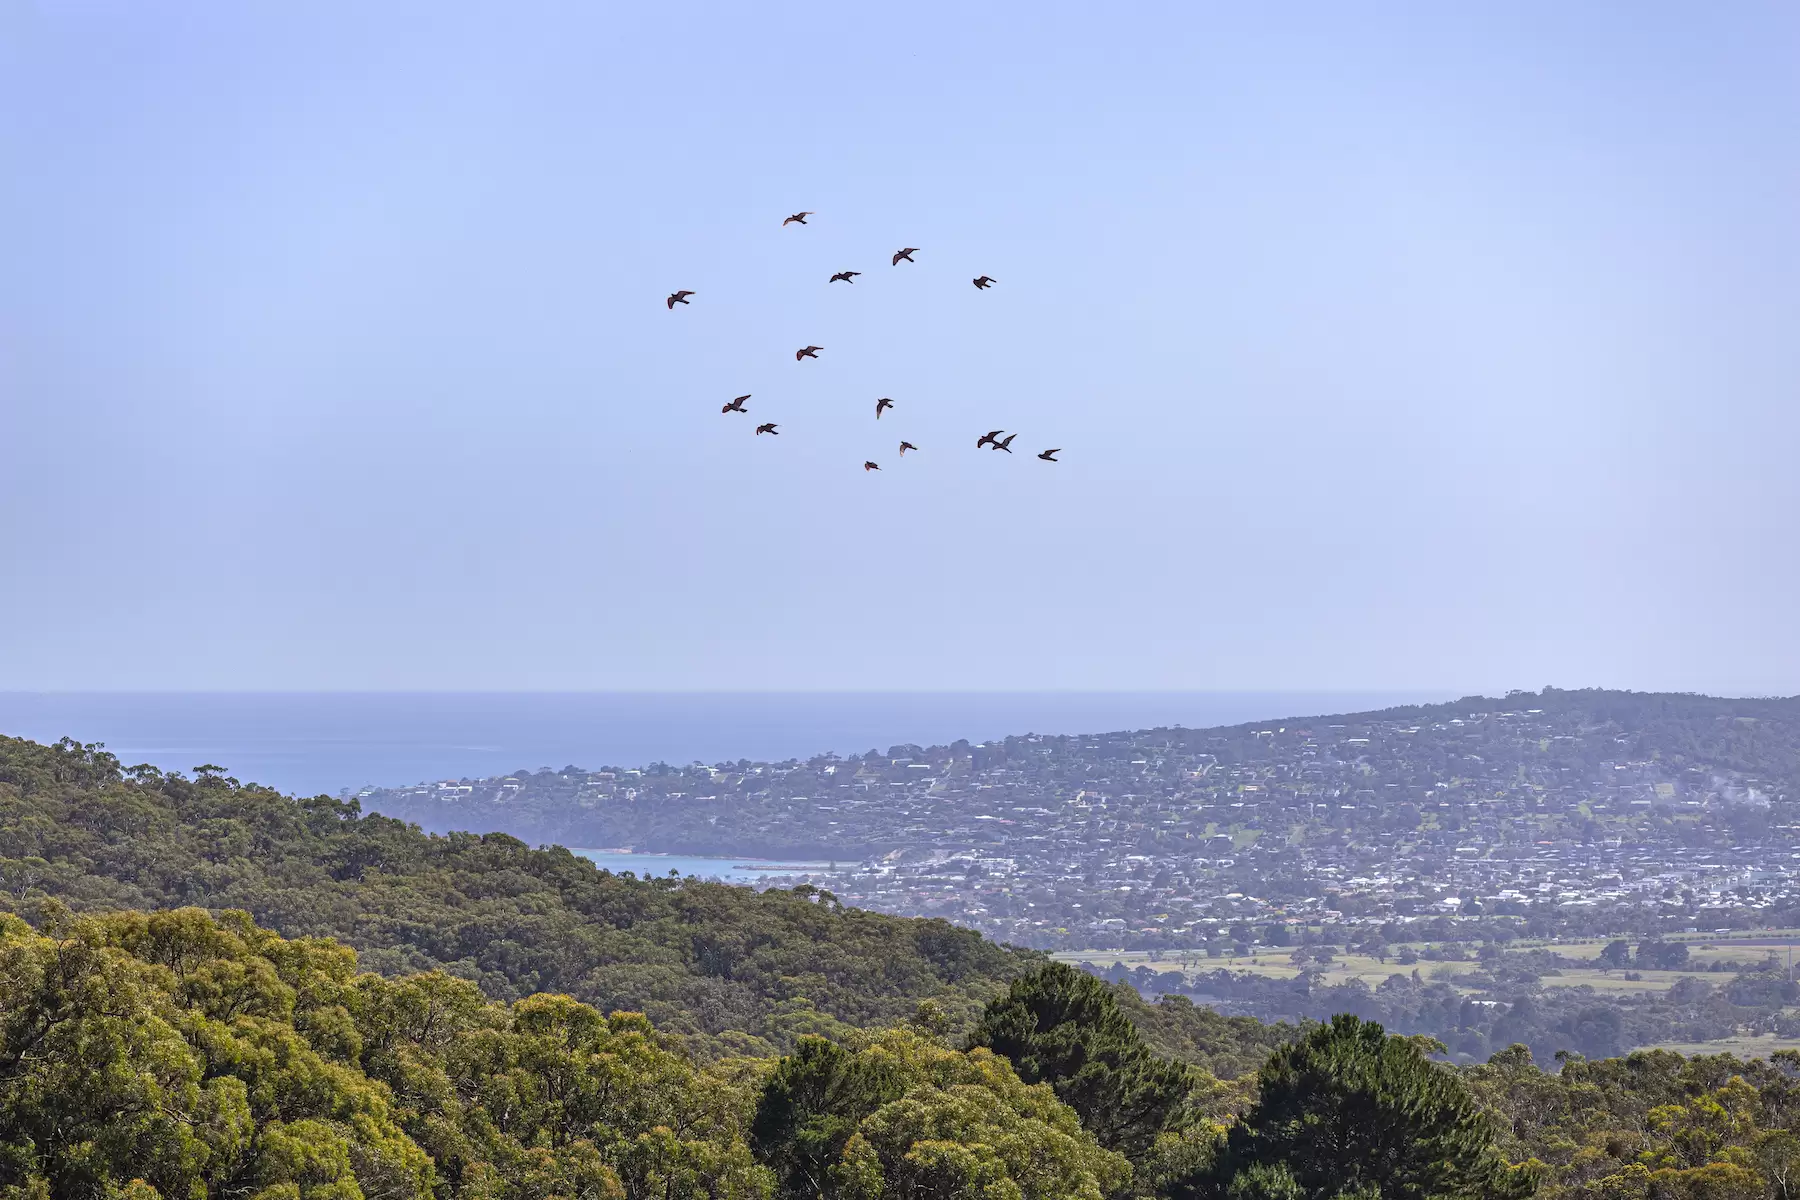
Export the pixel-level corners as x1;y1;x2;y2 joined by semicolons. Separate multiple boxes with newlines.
0;734;1029;1059
360;687;1800;863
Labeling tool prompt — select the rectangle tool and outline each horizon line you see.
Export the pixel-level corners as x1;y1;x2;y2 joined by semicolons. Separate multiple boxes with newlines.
0;686;1491;697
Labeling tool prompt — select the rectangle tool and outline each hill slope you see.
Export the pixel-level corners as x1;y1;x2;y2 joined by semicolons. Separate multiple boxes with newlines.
358;687;1800;858
0;734;1033;1058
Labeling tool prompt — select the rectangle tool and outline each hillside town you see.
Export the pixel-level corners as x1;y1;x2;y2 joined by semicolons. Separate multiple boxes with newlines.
362;688;1800;951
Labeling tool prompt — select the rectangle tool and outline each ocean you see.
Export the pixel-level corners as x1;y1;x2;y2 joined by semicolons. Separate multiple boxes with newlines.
0;691;1446;797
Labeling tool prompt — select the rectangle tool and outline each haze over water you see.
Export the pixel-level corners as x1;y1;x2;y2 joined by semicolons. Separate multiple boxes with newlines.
0;691;1437;797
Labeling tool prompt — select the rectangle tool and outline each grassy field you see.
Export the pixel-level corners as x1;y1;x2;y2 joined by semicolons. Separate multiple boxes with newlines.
1645;1034;1800;1057
1050;948;1697;993
1052;949;1408;990
1527;938;1800;971
1054;930;1800;999
1054;930;1800;1059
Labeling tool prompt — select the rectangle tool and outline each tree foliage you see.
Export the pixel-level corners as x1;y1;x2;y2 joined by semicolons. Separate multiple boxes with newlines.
1174;1014;1536;1200
967;962;1195;1163
1108;987;1296;1082
0;907;771;1200
1468;1042;1800;1200
750;1026;1130;1200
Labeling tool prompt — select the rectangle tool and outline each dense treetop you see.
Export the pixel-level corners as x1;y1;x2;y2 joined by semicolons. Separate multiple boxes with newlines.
0;905;770;1200
968;962;1196;1164
750;1026;1131;1200
1177;1014;1535;1200
0;907;1134;1200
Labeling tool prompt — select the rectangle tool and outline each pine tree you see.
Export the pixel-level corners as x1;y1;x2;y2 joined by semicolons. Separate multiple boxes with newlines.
965;961;1193;1163
750;1036;905;1199
1173;1013;1536;1200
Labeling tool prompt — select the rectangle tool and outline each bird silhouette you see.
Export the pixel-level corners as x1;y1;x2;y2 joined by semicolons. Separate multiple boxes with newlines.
972;276;995;289
863;461;880;472
994;434;1016;453
1038;448;1060;462
829;270;861;284
667;290;694;308
899;441;917;456
782;211;814;226
756;423;779;436
722;395;750;414
892;248;918;265
976;430;1004;449
795;346;823;361
875;398;894;419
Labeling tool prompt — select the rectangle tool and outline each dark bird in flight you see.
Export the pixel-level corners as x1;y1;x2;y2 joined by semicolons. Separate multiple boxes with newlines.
795;345;823;361
667;290;694;308
892;248;918;265
875;397;894;419
756;423;779;436
829;270;861;284
972;276;996;289
782;211;814;226
976;430;1004;449
722;395;749;414
1038;448;1061;462
993;434;1016;453
899;441;917;456
863;461;880;472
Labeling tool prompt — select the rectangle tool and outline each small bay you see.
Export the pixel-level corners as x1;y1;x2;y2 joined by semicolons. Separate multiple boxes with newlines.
568;849;838;884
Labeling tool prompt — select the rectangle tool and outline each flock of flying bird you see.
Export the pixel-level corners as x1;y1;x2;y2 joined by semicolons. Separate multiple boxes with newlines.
664;211;1060;472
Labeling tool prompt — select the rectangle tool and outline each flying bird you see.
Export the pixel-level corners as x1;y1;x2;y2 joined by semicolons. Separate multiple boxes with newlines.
994;434;1016;453
782;211;814;226
875;397;894;419
829;270;861;284
756;423;779;436
667;290;694;308
795;346;823;361
976;430;1004;449
892;248;918;265
1038;448;1061;462
722;395;749;414
972;276;995;289
899;441;917;456
863;461;880;472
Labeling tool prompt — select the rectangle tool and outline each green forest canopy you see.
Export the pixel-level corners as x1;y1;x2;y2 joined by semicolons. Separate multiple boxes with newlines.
7;910;1800;1200
9;733;1800;1198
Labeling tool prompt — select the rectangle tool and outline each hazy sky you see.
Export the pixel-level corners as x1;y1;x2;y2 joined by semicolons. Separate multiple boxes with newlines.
3;2;1797;692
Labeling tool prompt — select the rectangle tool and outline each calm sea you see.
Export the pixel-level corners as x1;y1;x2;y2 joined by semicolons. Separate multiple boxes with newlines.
0;691;1444;797
567;850;839;884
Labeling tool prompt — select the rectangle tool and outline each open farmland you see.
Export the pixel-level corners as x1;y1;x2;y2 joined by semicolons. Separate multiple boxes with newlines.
1056;926;1800;1060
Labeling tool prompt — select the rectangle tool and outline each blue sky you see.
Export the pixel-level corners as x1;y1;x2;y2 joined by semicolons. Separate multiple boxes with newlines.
2;2;1797;692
